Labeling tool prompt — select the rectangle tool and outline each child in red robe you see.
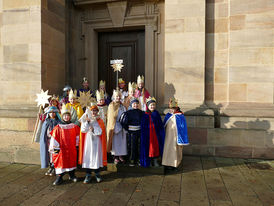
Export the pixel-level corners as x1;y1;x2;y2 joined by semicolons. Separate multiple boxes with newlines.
49;104;80;185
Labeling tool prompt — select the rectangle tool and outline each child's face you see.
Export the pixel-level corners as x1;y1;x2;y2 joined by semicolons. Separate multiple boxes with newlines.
129;90;134;97
132;102;139;109
49;112;56;119
98;98;105;105
148;102;156;112
170;108;177;114
63;113;71;122
114;94;121;103
69;98;76;104
138;83;144;89
51;100;58;107
119;83;125;89
100;86;105;91
82;82;89;89
91;109;98;117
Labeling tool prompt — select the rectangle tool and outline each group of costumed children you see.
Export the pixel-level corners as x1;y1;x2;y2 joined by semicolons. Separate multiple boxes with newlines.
38;75;189;186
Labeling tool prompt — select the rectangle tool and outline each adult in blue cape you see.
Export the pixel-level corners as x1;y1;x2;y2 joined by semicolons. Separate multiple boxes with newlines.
140;97;165;167
162;98;189;169
39;106;61;175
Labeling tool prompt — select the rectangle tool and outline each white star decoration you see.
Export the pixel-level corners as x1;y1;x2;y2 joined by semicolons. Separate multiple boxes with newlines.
35;89;52;108
77;91;94;108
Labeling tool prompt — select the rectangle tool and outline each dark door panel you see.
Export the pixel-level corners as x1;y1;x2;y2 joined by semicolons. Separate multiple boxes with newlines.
98;30;145;95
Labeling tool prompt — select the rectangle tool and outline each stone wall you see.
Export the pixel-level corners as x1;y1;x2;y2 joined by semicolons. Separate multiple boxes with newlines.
0;0;42;106
0;0;68;164
41;0;66;95
164;0;206;105
185;0;274;159
0;0;42;163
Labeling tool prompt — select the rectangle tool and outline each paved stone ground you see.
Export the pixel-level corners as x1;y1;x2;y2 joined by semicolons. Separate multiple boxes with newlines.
0;156;273;206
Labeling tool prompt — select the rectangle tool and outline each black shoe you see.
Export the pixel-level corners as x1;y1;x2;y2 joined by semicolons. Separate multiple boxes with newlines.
53;176;63;185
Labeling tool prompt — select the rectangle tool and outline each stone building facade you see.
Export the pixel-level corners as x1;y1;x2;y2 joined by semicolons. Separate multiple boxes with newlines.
0;0;273;164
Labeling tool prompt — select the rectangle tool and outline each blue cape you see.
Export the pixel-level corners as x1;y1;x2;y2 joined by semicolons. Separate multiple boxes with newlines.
39;118;60;168
140;110;165;167
164;113;189;145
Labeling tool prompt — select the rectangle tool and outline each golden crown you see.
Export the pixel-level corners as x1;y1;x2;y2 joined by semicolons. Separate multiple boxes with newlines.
128;82;137;93
146;96;156;104
96;90;104;101
99;80;105;87
89;99;98;110
169;97;178;108
61;104;72;115
113;88;122;97
82;77;88;84
68;89;77;99
137;75;144;84
51;95;59;102
118;78;125;84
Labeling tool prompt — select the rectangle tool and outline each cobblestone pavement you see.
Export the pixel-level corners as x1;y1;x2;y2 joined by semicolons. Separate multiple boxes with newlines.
0;156;273;206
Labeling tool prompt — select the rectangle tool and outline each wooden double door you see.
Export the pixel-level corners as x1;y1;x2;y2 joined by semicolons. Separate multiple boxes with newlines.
98;30;145;95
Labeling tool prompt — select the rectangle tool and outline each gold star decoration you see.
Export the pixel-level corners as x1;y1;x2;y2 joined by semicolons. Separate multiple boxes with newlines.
77;91;94;108
35;89;52;108
111;63;124;72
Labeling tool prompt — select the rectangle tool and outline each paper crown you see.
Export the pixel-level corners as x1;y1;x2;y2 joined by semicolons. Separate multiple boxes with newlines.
96;90;104;101
137;75;144;84
146;96;156;104
61;104;72;115
113;88;122;97
128;82;137;93
89;99;98;110
169;97;178;108
118;78;125;84
99;80;105;87
82;77;88;84
51;95;59;102
69;89;77;99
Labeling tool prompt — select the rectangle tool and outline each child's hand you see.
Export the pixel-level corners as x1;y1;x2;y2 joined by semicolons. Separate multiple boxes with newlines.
86;114;90;122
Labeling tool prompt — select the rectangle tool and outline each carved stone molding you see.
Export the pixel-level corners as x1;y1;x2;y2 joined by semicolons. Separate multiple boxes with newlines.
74;0;159;6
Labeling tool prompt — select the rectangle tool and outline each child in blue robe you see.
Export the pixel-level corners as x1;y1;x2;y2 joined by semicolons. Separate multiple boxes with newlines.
39;106;61;175
162;98;189;169
140;97;165;167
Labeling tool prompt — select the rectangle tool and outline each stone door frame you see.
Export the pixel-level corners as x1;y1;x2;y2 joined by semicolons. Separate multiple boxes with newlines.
80;2;160;96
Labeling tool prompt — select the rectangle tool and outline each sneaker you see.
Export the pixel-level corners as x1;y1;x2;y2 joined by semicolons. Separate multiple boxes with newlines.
83;175;91;184
53;176;63;186
119;156;125;163
129;160;135;167
49;168;55;176
153;158;160;167
114;158;120;164
95;174;102;183
69;176;78;183
45;167;53;176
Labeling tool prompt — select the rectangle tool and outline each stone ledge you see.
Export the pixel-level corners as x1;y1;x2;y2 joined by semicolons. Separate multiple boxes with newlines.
220;103;274;118
0;105;38;118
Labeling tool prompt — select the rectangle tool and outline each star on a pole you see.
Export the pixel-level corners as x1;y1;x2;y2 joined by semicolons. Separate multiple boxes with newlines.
35;89;52;108
111;63;124;72
77;91;94;108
